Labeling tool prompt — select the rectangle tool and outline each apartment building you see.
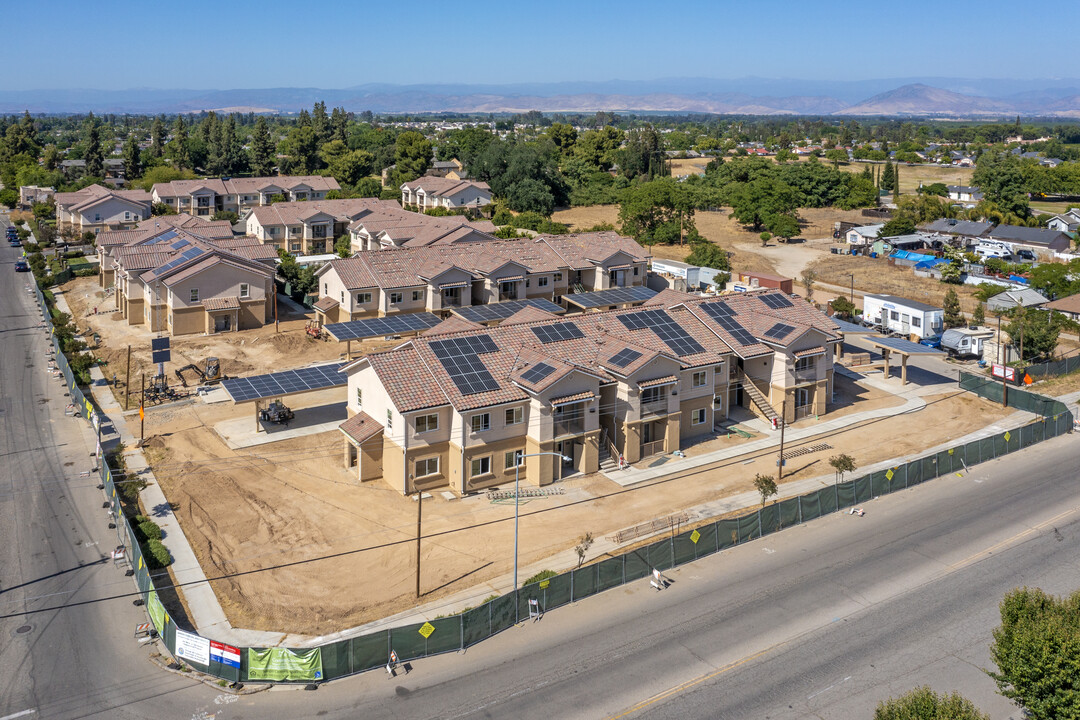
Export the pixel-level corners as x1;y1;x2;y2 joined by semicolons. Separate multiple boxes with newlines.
107;228;277;336
313;232;650;325
400;176;492;210
54;184;152;234
151;175;340;216
339;288;841;494
348;210;497;252
96;214;236;287
246;198;402;254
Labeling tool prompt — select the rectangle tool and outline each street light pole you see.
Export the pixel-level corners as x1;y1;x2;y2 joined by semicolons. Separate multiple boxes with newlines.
514;451;572;599
848;273;855;305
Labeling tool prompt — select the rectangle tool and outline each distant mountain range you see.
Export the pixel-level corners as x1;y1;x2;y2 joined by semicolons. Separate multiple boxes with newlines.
2;79;1079;117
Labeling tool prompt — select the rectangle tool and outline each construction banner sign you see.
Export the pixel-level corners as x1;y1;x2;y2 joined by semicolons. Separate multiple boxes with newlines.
246;647;323;682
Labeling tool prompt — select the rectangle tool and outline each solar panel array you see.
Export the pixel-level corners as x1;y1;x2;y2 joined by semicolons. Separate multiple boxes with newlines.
223;363;348;403
145;230;179;245
454;298;564;323
325;313;441;341
429;335;501;395
699;301;758;347
531;322;585;344
759;294;794;309
520;362;557;385
873;336;944;355
831;317;873;334
565;285;657;308
150;246;207;276
608;347;643;368
617;309;705;357
763;322;796;340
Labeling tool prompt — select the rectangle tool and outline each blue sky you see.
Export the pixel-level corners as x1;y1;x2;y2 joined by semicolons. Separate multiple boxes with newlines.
8;0;1079;90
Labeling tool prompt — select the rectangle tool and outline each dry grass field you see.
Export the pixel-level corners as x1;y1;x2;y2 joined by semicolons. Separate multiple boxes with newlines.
807;253;982;313
841;162;975;194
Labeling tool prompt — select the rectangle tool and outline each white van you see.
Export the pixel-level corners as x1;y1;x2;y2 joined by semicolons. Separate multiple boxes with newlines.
975;241;1012;259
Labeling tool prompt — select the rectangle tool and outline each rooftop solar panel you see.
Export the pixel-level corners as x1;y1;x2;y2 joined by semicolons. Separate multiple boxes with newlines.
564;285;657;309
608;347;643;368
764;322;797;340
454;298;565;323
325;313;441;341
151;246;207;276
520;362;557;385
872;336;944;355
699;302;758;346
531;322;585;344
831;318;873;334
760;294;794;309
429;334;501;395
617;309;705;357
222;363;348;403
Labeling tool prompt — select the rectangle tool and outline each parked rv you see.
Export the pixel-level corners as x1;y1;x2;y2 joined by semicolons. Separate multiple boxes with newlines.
861;294;944;340
941;326;995;359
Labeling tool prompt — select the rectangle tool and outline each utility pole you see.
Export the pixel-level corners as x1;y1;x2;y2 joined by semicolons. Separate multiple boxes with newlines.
848;273;855;305
139;373;145;443
274;289;279;333
777;398;787;480
415;491;422;599
124;344;131;410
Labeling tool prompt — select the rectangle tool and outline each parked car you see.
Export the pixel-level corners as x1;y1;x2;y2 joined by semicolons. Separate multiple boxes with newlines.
919;334;942;349
14;259;30;272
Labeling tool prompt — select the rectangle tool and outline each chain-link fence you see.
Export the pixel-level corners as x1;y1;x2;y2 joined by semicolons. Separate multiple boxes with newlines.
32;278;1075;685
1021;354;1080;382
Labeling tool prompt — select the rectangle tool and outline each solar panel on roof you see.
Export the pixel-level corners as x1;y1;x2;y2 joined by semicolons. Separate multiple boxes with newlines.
429;335;501;395
454;298;565;323
700;302;758;347
325;313;441;341
151;246;206;276
520;362;557;385
763;322;796;340
565;285;657;308
531;322;585;344
760;294;794;309
608;347;643;368
617;309;705;357
222;363;348;403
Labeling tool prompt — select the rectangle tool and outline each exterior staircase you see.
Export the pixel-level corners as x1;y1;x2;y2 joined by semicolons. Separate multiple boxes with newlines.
737;370;782;428
599;427;618;471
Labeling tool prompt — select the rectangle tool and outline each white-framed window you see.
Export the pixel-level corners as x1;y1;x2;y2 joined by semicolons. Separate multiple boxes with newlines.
538;276;549;288
324;283;329;294
189;288;199;302
355;388;362;409
470;456;491;477
240;283;250;299
415;456;439;478
390;292;403;304
912;316;922;328
554;272;563;282
691;408;707;425
505;406;524;425
794;356;815;372
692;370;708;388
412;290;424;302
504;449;525;469
357;292;372;304
641;387;665;404
290;242;301;252
386;408;393;430
470;413;491;432
340;291;345;303
890;310;899;321
415;413;439;433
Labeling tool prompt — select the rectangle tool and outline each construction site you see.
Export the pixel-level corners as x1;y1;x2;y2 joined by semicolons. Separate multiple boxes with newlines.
59;275;1025;636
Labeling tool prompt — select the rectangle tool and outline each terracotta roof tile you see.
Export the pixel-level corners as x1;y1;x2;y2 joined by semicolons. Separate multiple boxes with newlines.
202;297;241;311
339;411;384;444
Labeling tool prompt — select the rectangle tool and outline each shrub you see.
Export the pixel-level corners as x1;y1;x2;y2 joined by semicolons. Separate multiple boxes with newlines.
144;538;172;569
522;569;557;587
137;519;162;541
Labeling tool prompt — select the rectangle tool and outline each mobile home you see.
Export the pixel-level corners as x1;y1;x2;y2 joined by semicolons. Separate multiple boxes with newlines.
862;294;944;340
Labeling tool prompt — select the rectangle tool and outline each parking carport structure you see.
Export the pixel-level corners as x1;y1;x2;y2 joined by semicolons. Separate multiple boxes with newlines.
869;336;945;385
831;317;877;360
221;363;349;432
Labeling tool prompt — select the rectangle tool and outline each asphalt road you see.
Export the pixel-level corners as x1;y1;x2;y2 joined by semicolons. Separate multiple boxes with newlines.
1;222;1076;719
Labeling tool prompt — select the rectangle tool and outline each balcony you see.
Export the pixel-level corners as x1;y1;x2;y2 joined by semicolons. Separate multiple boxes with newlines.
441;296;463;308
553;414;585;438
640;399;670;417
793;368;818;384
640;439;666;458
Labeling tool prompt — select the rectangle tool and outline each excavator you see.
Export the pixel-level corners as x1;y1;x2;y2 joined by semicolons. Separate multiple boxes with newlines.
174;357;227;387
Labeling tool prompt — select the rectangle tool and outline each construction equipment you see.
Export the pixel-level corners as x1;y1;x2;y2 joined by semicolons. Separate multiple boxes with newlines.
144;374;178;404
259;400;294;424
174;357;226;387
306;320;325;340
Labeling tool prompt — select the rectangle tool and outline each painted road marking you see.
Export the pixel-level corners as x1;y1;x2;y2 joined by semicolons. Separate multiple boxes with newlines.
0;710;37;720
807;675;851;700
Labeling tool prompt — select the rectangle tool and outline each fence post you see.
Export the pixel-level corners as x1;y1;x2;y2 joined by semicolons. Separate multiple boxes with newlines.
797;495;803;524
460;614;464;652
757;508;762;539
834;482;839;511
570;569;575;602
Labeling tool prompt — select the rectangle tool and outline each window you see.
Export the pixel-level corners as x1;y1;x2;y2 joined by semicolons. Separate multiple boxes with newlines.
554;273;563;282
692;408;707;425
312;224;327;238
504;450;525;469
415;413;439;433
189;288;199;303
239;283;250;299
692;371;708;388
290;242;301;252
911;316;921;328
355;388;362;409
537;276;549;288
415;457;439;478
890;310;899;321
386;408;393;430
470;413;490;432
412;290;424;302
390;292;403;305
356;292;371;304
641;387;664;404
470;456;491;477
340;291;344;303
634;266;640;275
324;283;328;295
794;356;815;372
505;406;524;425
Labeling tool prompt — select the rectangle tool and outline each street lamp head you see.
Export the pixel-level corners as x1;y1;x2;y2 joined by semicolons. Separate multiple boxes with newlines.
561;455;572;462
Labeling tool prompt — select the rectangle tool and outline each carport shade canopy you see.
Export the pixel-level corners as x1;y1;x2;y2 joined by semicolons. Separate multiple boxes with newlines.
222;363;349;403
452;298;565;323
324;312;442;341
870;336;944;386
831;318;876;335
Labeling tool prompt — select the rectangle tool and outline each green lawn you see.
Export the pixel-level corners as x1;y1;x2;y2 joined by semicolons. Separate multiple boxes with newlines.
66;256;91;267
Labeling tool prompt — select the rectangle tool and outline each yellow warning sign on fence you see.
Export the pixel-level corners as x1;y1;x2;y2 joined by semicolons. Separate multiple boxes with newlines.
690;530;701;544
539;580;550;589
885;468;894;481
418;622;435;639
948;448;954;455
1004;431;1011;442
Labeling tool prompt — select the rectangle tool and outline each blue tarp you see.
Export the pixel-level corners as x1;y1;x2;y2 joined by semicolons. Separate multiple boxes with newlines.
914;257;949;269
889;250;938;262
1008;275;1030;284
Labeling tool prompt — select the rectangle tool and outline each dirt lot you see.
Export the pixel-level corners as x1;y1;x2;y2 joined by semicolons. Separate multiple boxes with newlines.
842;162;974;195
137;371;1010;636
807;253;982;313
669;158;710;177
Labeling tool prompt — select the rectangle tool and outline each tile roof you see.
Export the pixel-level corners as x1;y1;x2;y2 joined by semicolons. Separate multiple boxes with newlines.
249;198;398;228
152;175;340;198
55;184;151;214
793;346;826;358
422;315;485;336
501;306;561;325
638;375;678;388
313;296;339;312
401;176;490;197
549;390;595;406
339;411;384;445
202;297;241;311
1044;294;1080;315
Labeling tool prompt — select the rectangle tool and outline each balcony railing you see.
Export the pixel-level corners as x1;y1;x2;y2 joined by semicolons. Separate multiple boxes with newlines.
794;368;818;383
641;399;669;417
640;439;665;458
553;419;585;437
498;291;519;301
442;297;463;308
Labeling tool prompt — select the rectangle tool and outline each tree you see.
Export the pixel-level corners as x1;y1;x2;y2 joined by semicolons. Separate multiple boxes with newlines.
84;113;104;179
828;454;856;484
767;213;800;242
830;295;856;319
394;131;433;181
685;241;730;272
879;216;916;237
122;134;141;180
281;126;319;174
334;235;352;258
800;269;817;302
172;116;191;170
1005;308;1067;361
972;303;986;325
881;160;895;192
825;148;847;168
617;178;696;245
989;587;1080;720
724;177;798;232
874;686;989;720
943;288;965;328
754;474;777;507
210;210;238;223
574;532;594;568
150;116;165;158
506;178;555;215
760;231;771;247
249;116;276;176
